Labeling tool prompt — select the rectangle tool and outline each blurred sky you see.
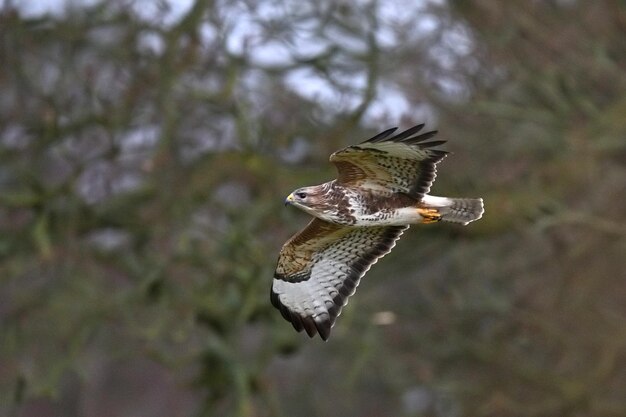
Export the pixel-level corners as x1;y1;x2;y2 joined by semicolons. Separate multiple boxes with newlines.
14;0;467;123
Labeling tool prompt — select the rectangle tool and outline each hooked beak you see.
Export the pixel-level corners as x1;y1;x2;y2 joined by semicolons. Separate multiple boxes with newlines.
285;193;295;206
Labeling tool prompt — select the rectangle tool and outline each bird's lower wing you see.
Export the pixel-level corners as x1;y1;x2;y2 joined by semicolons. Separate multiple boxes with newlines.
272;218;408;340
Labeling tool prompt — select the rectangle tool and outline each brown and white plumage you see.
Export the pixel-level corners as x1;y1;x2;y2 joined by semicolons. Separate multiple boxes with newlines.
272;219;407;340
272;124;484;340
330;124;445;199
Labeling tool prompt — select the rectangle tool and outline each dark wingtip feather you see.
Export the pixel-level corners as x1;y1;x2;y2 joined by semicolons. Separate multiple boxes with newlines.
301;316;318;337
270;288;290;322
419;140;446;148
271;286;332;340
289;313;304;332
364;127;398;143
270;287;280;308
390;124;425;141
271;287;303;333
429;150;449;159
367;124;442;146
408;130;438;143
362;124;443;147
314;319;332;341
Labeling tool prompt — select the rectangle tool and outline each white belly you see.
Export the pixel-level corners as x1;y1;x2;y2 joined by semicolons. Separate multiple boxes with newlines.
353;207;423;226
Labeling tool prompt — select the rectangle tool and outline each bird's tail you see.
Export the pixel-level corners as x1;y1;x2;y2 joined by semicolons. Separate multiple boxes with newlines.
421;195;484;225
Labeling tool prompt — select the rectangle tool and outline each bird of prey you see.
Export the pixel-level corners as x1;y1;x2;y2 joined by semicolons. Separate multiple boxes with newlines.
271;124;484;340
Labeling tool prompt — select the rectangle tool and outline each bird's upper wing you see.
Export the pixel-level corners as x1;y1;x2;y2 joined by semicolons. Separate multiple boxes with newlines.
330;124;448;200
272;218;408;340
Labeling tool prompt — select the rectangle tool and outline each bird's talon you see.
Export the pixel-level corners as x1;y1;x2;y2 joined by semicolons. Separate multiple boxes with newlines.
418;208;441;224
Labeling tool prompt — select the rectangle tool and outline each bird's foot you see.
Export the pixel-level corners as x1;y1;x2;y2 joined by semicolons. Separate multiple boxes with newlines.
417;208;441;224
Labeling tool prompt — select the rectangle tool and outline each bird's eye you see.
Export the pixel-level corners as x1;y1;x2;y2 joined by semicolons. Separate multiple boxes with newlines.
295;192;307;199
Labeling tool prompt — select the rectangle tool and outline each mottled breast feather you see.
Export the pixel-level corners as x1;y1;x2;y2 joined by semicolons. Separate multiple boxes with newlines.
272;218;408;340
330;123;448;200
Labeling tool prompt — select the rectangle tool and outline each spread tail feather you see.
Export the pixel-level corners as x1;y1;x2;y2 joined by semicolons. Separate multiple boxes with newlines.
421;195;484;225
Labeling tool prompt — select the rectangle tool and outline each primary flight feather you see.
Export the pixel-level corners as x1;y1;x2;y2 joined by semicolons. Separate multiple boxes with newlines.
271;124;484;340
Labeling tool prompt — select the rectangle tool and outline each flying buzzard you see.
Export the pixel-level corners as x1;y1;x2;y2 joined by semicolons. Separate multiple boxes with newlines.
271;124;484;340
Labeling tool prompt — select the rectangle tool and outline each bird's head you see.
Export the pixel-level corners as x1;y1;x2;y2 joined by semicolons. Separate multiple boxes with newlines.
285;185;328;216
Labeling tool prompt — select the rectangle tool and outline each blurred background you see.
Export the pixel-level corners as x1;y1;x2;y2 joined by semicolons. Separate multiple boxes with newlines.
1;0;625;416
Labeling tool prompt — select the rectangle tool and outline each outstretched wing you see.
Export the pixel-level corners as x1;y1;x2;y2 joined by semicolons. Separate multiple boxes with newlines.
330;124;448;200
272;218;407;340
